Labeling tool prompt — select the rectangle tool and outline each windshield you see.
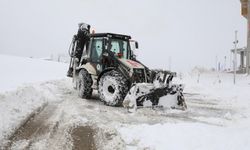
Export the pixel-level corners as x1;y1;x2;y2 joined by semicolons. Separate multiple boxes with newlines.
110;39;130;59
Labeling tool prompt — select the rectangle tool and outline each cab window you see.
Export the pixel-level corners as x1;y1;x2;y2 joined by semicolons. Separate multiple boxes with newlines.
110;39;130;59
90;38;103;62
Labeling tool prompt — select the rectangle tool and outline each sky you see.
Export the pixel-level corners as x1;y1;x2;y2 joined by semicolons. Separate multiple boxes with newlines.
0;0;247;72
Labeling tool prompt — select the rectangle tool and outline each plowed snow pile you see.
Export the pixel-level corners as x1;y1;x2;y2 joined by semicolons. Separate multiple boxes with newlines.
1;54;250;150
0;54;68;146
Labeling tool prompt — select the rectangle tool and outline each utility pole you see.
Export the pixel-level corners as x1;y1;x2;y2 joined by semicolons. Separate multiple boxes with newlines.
215;55;218;71
168;56;171;71
224;56;227;71
230;52;232;71
233;30;238;84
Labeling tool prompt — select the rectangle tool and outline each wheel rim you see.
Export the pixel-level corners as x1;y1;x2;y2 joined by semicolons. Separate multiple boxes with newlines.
102;77;118;103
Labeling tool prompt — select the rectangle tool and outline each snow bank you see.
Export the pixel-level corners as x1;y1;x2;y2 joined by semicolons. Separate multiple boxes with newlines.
0;54;68;92
0;81;61;146
0;54;68;146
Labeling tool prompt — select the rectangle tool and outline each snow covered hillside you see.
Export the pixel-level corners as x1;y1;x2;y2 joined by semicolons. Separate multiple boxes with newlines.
0;54;250;150
0;54;68;92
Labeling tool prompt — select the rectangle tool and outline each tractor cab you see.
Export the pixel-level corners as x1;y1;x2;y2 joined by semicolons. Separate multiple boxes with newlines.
80;33;140;76
87;33;133;61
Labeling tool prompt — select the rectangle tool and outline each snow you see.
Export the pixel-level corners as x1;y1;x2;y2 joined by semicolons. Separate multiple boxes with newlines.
182;72;250;115
119;122;250;150
118;71;250;150
0;54;68;92
123;83;155;112
158;94;178;108
1;54;250;149
0;54;68;146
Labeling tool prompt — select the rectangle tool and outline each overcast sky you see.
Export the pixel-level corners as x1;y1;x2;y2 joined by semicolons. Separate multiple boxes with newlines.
0;0;247;72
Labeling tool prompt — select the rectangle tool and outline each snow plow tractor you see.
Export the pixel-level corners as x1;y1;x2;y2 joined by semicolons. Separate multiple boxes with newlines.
67;23;187;111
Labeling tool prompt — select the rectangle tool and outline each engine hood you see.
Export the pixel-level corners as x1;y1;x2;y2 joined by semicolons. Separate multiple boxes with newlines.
118;59;145;69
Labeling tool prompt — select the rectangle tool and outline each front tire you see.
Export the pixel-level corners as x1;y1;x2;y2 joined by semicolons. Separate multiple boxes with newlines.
98;70;129;106
77;69;93;99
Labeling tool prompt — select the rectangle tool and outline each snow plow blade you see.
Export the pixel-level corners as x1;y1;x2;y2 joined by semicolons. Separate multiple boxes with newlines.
123;71;187;112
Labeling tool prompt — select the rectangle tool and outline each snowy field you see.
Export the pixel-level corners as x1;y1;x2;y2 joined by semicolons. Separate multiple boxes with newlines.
0;54;67;92
0;54;250;150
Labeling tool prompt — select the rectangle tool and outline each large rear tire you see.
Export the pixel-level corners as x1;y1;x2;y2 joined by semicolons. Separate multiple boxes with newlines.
77;69;93;99
98;70;129;106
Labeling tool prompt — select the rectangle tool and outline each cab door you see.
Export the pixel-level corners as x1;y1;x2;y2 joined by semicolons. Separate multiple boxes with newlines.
89;37;104;75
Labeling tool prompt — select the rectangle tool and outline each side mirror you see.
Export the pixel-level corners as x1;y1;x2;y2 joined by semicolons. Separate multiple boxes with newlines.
135;41;139;49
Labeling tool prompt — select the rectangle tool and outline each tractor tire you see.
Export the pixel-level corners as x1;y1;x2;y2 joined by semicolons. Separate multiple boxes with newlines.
77;69;93;99
98;70;129;106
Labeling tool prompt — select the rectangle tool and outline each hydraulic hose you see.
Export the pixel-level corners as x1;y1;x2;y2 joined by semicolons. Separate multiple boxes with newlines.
68;37;76;57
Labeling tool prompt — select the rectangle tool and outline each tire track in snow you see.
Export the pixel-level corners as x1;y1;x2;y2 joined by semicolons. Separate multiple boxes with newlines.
6;102;61;150
3;79;101;150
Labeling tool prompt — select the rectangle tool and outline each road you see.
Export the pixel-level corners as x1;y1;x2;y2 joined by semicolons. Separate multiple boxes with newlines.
3;79;233;150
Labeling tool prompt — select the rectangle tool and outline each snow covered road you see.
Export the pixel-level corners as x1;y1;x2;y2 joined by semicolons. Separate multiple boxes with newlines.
1;76;249;150
0;55;250;150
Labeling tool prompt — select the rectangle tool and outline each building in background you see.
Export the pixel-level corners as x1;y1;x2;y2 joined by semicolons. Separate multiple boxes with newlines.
231;47;247;73
240;0;250;74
